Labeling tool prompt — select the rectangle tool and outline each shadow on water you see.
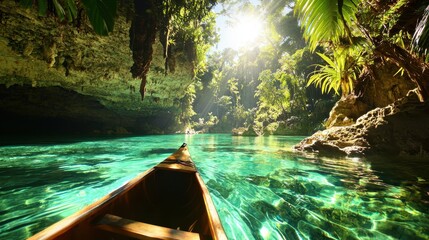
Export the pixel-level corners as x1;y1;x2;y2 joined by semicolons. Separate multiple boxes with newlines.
0;134;134;147
144;148;178;155
0;164;112;192
0;164;113;239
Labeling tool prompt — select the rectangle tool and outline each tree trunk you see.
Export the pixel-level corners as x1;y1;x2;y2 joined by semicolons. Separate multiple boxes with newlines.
374;41;429;102
129;0;158;99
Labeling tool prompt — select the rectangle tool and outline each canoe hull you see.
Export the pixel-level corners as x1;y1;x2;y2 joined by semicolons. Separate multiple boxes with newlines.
29;144;226;240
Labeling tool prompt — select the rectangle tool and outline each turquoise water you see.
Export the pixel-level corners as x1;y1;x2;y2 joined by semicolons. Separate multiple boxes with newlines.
0;134;428;239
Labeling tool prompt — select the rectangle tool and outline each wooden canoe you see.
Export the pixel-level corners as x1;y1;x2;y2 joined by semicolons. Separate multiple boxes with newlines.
28;143;227;240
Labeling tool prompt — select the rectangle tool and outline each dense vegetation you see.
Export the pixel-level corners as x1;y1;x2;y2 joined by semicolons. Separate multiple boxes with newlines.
191;1;337;135
191;0;429;135
19;0;429;136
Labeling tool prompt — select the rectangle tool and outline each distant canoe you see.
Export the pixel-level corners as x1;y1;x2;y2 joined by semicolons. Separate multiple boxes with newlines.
29;143;227;240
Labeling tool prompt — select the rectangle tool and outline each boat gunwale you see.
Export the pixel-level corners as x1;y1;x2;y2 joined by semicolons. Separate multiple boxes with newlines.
28;144;228;240
196;172;228;240
27;167;156;240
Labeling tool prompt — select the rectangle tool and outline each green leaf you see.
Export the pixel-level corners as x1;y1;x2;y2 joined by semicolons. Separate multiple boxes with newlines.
82;0;117;36
412;5;429;58
53;0;66;21
295;0;360;50
65;0;78;22
316;52;335;68
38;0;48;16
20;0;33;8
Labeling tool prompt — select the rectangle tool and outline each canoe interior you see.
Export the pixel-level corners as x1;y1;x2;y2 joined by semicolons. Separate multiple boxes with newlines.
46;168;213;240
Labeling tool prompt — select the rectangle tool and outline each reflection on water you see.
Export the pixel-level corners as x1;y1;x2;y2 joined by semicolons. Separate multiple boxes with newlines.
0;134;428;239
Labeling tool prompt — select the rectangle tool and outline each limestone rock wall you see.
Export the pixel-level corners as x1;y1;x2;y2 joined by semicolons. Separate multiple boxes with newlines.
0;1;195;135
325;62;415;128
295;92;429;158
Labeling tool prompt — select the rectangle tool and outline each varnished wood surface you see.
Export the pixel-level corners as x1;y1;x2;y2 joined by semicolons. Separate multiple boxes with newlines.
196;173;228;240
28;143;227;240
155;144;197;173
96;214;201;240
27;168;156;240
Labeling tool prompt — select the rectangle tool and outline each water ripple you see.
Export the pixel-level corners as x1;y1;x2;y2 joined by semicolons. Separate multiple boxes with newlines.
0;134;428;240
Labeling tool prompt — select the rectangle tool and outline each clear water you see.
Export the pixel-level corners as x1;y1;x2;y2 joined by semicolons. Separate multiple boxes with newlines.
0;134;428;240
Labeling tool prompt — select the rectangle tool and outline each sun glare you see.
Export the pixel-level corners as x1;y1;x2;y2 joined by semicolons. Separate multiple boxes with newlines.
225;14;264;50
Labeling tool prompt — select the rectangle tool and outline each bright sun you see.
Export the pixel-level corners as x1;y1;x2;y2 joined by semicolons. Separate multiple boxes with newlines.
224;14;264;50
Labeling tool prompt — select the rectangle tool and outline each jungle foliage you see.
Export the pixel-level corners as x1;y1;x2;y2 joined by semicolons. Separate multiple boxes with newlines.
18;0;429;134
295;0;429;101
192;0;429;135
192;1;337;135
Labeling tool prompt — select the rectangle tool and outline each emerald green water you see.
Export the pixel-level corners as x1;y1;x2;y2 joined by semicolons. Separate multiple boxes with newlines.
0;134;428;239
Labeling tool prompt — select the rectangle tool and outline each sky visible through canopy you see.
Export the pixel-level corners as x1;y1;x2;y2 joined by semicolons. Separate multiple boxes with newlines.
213;1;266;51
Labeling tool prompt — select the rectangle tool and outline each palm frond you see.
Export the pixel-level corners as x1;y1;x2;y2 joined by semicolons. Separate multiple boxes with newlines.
412;4;429;59
307;51;359;96
294;0;360;51
19;0;117;36
52;0;66;21
37;0;48;16
82;0;117;36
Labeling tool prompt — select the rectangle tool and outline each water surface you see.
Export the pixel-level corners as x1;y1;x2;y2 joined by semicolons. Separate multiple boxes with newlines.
0;134;428;239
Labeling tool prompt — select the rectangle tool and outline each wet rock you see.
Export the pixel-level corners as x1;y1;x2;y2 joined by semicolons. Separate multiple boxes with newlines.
295;92;429;158
231;127;247;136
325;95;369;128
279;224;300;240
242;126;259;136
276;200;302;223
376;221;427;240
320;207;371;229
246;175;285;189
246;175;270;187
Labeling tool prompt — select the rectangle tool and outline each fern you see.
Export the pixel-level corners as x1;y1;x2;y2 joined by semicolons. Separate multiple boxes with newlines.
307;52;359;96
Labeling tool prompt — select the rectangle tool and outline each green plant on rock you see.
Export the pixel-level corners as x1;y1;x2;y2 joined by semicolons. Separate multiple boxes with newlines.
295;0;429;101
308;48;364;97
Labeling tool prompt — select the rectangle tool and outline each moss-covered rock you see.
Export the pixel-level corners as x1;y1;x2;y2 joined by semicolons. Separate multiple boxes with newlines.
0;0;197;134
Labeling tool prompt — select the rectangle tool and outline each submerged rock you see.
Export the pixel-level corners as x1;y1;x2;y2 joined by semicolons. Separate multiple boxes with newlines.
295;92;429;158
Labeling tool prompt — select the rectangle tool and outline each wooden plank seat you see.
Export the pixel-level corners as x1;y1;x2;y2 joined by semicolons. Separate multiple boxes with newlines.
95;214;201;240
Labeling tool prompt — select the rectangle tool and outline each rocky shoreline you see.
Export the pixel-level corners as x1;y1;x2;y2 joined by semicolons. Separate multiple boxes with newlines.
294;92;429;158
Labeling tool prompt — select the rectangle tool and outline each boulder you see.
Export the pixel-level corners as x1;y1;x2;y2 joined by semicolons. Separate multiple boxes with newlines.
295;91;429;158
325;95;368;128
